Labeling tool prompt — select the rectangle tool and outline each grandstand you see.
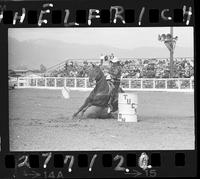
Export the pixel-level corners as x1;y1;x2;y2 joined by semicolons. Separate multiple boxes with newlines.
44;58;100;75
44;57;194;79
16;56;194;92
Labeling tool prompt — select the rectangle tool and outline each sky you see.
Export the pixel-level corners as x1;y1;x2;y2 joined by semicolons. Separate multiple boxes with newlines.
9;27;194;49
8;27;194;69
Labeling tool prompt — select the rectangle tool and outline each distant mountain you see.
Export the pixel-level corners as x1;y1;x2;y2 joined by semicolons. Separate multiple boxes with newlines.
8;37;193;70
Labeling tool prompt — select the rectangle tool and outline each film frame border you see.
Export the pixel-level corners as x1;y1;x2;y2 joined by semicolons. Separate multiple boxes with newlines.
0;151;197;178
0;0;194;27
0;0;198;178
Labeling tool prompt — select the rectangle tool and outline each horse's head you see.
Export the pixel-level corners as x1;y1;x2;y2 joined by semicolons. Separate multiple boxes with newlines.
88;63;104;83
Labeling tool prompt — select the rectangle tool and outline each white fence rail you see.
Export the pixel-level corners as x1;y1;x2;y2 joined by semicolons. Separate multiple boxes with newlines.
15;77;194;92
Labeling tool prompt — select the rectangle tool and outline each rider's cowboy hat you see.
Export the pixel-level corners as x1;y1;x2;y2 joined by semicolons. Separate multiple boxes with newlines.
111;57;119;63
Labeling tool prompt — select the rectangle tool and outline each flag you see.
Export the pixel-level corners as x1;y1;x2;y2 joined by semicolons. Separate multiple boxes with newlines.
62;87;70;99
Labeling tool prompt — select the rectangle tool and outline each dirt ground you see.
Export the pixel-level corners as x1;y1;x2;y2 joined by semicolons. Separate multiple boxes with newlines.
9;89;194;151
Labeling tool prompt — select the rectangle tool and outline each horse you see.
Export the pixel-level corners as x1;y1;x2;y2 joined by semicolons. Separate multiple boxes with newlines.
72;64;123;118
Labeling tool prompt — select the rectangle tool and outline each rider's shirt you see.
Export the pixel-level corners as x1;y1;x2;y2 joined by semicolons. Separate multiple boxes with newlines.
100;56;111;79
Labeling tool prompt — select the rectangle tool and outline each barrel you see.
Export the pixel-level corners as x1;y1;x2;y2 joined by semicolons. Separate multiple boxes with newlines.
118;93;138;122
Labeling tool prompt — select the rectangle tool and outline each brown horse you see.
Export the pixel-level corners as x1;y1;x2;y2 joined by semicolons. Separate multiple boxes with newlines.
72;64;121;118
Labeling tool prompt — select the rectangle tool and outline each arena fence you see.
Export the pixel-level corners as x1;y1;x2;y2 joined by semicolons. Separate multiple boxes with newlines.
15;77;194;92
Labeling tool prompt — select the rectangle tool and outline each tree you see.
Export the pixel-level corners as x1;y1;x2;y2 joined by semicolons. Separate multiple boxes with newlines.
40;64;47;73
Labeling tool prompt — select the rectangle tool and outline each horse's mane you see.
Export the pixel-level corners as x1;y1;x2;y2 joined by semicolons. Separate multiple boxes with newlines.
93;65;105;83
91;65;109;94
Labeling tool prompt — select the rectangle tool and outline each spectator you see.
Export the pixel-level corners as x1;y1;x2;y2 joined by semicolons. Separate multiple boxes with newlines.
50;58;194;79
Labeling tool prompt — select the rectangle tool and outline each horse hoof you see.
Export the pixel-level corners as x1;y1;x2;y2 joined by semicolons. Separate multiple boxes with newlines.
72;114;77;119
107;107;111;113
79;115;84;120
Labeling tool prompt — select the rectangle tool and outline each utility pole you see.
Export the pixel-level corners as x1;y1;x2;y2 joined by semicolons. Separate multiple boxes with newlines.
158;27;178;78
169;27;174;78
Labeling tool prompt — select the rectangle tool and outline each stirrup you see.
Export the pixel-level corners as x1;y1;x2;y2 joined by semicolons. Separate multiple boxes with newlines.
107;104;113;113
107;107;111;113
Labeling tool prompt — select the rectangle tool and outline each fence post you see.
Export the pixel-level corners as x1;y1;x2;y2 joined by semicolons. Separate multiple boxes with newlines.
74;78;77;88
45;78;47;88
64;77;66;87
165;79;167;89
36;78;38;87
84;78;87;88
129;79;131;89
26;77;29;87
54;77;56;87
178;79;181;89
141;79;143;89
153;79;155;89
17;78;19;87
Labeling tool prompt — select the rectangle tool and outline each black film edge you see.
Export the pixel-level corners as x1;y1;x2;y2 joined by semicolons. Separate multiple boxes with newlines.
0;0;197;178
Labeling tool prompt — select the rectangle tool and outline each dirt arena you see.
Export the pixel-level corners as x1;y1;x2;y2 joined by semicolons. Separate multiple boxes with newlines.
9;89;194;151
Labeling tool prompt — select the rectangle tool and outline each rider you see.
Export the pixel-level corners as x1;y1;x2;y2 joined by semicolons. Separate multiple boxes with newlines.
108;57;123;110
100;54;111;79
100;55;122;112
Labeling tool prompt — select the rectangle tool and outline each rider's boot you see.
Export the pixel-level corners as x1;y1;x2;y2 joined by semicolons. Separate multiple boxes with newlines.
107;98;113;113
107;105;113;113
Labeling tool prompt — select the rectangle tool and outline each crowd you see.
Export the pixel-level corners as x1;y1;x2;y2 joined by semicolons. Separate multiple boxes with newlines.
50;58;194;79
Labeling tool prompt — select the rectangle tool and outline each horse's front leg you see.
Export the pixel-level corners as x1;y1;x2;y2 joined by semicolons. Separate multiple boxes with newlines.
80;103;92;117
73;98;89;118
